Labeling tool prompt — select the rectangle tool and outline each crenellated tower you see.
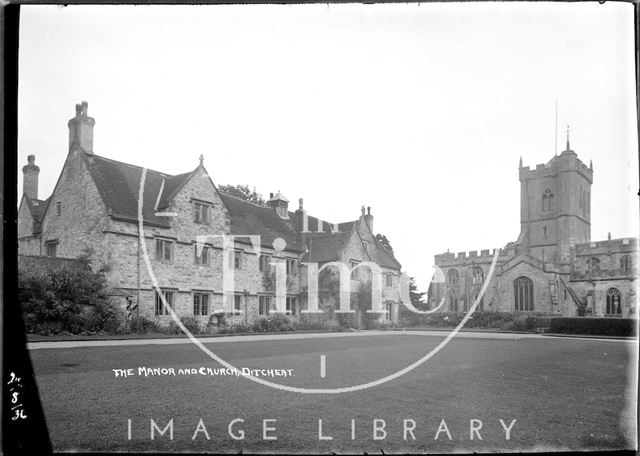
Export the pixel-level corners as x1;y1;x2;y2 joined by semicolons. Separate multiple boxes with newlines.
518;127;593;266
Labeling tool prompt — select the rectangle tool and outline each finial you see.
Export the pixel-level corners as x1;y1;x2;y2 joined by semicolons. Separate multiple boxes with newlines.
361;205;366;216
198;154;204;166
608;232;611;241
589;159;593;170
565;124;571;150
519;156;523;168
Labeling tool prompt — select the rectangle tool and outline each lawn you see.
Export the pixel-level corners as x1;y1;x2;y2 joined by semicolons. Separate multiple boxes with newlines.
28;333;637;453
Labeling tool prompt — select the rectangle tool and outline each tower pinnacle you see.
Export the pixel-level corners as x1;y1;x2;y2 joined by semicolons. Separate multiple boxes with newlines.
565;124;571;151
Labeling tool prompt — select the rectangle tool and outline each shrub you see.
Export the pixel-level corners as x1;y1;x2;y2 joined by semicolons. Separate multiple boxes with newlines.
337;313;356;329
549;317;637;337
129;316;161;334
180;316;203;334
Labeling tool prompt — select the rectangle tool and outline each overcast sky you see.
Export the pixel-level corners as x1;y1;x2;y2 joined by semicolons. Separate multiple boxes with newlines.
18;3;638;291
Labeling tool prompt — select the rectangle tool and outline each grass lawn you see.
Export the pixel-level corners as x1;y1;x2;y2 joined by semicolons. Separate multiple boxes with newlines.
28;333;637;453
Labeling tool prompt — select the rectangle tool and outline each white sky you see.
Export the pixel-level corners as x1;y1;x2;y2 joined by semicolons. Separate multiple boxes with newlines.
18;3;638;292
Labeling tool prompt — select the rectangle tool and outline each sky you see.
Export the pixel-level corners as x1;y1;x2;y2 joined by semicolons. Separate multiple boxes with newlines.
17;3;638;292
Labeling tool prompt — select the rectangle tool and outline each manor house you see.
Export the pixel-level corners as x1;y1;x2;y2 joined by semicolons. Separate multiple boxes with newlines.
433;134;637;317
18;102;403;326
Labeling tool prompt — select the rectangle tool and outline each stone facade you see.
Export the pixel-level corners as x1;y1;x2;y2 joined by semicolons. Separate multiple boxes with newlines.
18;102;403;327
434;139;637;318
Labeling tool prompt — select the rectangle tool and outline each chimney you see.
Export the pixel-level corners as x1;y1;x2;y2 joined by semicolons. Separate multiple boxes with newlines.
364;206;374;234
22;155;40;199
68;101;95;153
267;191;289;219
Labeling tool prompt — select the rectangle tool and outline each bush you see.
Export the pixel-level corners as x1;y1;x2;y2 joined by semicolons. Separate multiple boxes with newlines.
549;317;637;337
180;316;203;334
128;316;161;334
337;313;356;329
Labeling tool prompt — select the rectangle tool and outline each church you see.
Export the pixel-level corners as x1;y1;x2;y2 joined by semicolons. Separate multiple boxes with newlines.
17;102;403;327
433;132;637;318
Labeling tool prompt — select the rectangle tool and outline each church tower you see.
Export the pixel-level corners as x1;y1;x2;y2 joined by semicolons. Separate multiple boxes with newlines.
518;127;593;266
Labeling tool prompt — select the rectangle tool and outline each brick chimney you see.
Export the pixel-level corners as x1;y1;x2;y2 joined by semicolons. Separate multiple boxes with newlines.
68;101;95;153
22;154;40;199
364;206;374;234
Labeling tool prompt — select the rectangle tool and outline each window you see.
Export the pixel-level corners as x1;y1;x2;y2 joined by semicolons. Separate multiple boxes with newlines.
55;201;61;216
194;245;210;265
606;288;622;316
513;276;534;311
228;250;242;270
286;296;297;315
543;226;547;238
286;259;297;275
448;290;458;312
385;302;392;319
620;255;631;274
155;239;173;261
233;294;242;315
259;295;272;315
385;273;393;287
194;202;210;224
471;267;484;284
542;189;554;212
471;287;484;311
155;290;174;316
193;292;209;316
45;240;58;258
587;257;600;276
259;255;271;272
350;260;360;279
447;269;459;285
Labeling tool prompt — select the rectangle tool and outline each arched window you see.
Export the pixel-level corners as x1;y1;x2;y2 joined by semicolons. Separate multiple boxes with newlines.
587;257;600;275
471;287;484;311
448;290;458;312
447;269;459;285
542;189;554;212
471;267;484;284
606;288;622;316
513;276;534;311
620;255;631;274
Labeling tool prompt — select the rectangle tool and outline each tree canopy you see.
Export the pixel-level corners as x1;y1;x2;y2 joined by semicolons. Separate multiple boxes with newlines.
218;184;266;205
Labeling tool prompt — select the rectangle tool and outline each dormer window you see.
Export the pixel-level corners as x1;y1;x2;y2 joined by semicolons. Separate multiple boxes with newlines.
194;202;210;224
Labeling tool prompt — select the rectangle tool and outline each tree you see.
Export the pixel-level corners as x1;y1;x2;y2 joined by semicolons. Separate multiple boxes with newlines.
218;184;266;205
398;276;429;325
375;234;394;254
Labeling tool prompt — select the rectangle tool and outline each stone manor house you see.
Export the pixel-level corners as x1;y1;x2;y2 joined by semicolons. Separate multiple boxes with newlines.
18;102;403;326
433;133;637;318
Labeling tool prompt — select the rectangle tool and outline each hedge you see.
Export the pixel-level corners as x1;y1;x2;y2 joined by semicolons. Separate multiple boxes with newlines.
549;317;637;337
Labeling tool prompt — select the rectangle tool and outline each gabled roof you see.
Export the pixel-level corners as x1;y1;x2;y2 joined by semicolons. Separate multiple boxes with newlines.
23;195;50;234
82;152;179;227
302;230;352;263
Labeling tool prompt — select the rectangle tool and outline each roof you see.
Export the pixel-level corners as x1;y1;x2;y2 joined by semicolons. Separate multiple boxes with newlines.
302;231;352;263
219;192;303;252
83;153;182;227
24;196;50;234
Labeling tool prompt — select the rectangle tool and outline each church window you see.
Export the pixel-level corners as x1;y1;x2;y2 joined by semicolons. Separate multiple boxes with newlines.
471;287;484;311
587;257;600;275
542;189;554;212
606;288;622;316
471;267;484;284
513;276;533;311
447;269;459;285
448;290;458;312
620;255;631;274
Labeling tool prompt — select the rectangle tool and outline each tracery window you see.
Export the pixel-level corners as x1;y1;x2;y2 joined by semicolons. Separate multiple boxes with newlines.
447;269;459;285
471;267;484;284
542;189;555;212
606;288;622;316
514;276;533;311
